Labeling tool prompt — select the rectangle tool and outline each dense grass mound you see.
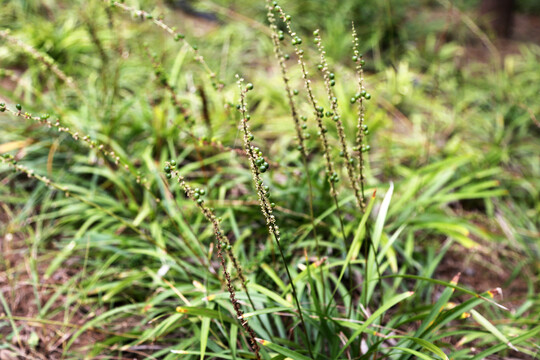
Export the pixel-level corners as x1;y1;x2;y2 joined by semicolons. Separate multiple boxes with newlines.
0;1;538;359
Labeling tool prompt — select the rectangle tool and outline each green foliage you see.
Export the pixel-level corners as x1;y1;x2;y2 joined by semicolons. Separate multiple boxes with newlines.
0;0;539;359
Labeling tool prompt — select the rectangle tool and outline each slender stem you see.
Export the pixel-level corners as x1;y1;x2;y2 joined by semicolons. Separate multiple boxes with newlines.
265;1;326;309
302;156;326;307
236;77;314;359
274;234;314;359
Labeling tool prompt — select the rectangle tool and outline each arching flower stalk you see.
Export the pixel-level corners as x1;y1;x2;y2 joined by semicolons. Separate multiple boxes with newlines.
352;23;371;211
165;161;261;359
235;75;314;359
314;30;363;211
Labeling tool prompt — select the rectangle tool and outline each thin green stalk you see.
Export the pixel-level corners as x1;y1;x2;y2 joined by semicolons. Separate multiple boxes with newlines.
351;23;371;211
314;30;363;211
236;76;314;359
0;155;196;278
167;167;261;359
265;0;326;308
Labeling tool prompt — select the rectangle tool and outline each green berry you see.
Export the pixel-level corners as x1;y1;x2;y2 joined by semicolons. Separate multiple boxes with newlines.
301;116;307;121
199;189;206;195
246;83;254;91
286;15;291;22
165;173;172;179
293;89;299;95
259;166;267;173
316;106;323;112
164;165;171;173
333;115;339;122
197;199;204;205
317;64;323;70
174;33;184;41
248;134;254;141
360;59;365;66
192;44;198;50
339;151;344;157
352;55;358;62
16;104;21;111
329;73;335;80
170;160;177;167
361;90;367;97
278;32;284;41
301;124;307;129
284;54;290;60
313;29;319;36
330;79;335;86
364;93;371;100
350;97;357;104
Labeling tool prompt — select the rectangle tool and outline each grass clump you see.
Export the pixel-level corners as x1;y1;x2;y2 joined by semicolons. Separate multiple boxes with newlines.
0;0;539;359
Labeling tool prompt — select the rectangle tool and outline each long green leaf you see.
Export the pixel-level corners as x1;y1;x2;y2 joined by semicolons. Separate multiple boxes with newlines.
468;325;540;360
330;190;376;302
256;338;312;360
470;309;517;351
337;291;414;358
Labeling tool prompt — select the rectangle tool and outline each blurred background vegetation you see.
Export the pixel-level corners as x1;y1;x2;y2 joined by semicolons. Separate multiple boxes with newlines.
0;0;539;358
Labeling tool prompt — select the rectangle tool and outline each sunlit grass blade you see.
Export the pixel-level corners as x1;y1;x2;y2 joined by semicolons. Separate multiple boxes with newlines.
329;190;376;306
255;338;312;360
363;183;393;306
336;291;414;358
468;325;540;360
470;309;518;351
